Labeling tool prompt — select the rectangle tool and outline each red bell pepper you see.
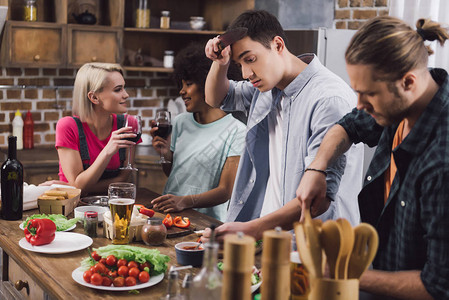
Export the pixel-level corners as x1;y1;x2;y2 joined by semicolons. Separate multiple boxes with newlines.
24;218;56;246
173;216;190;228
137;206;155;218
162;214;173;228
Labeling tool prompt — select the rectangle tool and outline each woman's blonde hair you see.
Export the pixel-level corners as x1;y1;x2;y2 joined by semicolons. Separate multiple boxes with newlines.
345;16;449;81
72;62;124;121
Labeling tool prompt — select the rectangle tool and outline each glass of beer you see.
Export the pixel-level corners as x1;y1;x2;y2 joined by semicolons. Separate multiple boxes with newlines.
109;198;135;244
108;182;136;200
290;251;310;300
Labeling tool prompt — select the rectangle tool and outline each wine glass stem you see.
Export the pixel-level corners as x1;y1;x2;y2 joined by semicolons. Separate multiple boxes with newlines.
128;146;133;167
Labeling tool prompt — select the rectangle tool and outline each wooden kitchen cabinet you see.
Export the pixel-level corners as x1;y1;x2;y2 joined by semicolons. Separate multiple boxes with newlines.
5;256;46;300
0;21;66;68
67;24;122;67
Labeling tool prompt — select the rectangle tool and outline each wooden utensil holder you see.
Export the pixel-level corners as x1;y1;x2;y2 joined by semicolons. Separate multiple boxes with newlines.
309;278;359;300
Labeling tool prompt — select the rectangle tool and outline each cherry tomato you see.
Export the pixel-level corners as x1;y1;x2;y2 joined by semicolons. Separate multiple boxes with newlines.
102;276;113;286
108;270;118;278
106;255;117;267
93;262;107;274
113;276;125;287
89;266;95;273
118;265;129;277
99;258;107;265
90;273;103;286
139;262;151;271
127;261;139;269
117;259;128;268
125;276;137;286
138;271;150;283
83;270;93;283
128;267;140;279
91;251;101;261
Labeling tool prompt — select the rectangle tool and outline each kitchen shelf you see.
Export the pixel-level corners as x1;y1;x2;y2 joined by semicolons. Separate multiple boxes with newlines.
124;28;223;35
124;66;173;73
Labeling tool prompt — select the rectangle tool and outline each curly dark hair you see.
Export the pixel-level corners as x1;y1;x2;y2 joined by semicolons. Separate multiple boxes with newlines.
173;42;242;93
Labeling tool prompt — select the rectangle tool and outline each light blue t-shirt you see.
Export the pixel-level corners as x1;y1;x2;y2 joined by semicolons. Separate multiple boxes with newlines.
163;112;246;221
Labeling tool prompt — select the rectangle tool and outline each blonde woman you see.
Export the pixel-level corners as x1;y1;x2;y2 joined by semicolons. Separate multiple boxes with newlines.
54;63;137;194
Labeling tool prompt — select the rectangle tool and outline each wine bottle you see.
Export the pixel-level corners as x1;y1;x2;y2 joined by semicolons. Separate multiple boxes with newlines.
1;136;23;220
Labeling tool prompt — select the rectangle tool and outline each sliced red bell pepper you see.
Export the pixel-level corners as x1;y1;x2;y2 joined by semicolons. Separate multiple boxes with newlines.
24;218;56;246
162;214;173;228
137;206;155;218
173;216;190;228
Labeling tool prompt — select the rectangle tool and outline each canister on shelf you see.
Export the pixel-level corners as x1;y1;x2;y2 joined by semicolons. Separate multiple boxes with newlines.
164;50;174;68
24;0;37;22
160;10;170;29
136;0;150;28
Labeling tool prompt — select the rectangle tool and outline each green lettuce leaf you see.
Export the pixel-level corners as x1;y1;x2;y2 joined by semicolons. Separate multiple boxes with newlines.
22;214;79;231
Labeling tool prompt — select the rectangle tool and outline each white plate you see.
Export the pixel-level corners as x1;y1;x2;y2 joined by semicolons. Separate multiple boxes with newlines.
72;267;164;291
19;232;92;254
19;223;76;232
251;281;262;293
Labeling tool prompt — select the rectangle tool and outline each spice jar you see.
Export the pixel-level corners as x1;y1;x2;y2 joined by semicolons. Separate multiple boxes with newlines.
141;218;167;246
84;211;98;238
160;10;170;29
136;0;150;28
24;0;37;22
164;50;174;68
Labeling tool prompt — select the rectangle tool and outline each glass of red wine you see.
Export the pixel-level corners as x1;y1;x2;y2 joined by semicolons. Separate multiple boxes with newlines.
120;114;142;171
154;111;172;164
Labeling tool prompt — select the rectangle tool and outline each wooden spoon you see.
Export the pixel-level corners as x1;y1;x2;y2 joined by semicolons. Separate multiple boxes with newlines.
303;209;323;278
348;223;378;279
320;220;343;279
335;218;354;279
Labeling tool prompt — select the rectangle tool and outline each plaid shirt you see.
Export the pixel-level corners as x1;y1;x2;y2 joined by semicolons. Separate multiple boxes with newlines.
338;69;449;299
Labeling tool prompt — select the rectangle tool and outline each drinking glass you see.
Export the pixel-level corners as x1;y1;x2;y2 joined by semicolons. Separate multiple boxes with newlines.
108;182;136;244
153;111;172;164
120;114;142;171
108;182;136;200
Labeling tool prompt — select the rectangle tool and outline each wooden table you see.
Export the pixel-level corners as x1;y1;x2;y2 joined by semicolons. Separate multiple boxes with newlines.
0;188;223;299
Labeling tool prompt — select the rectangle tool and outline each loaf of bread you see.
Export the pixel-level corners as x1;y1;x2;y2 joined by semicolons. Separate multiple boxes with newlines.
44;190;69;198
38;195;66;200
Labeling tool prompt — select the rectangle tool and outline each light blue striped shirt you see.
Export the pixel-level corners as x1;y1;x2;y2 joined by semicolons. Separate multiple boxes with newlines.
223;54;363;226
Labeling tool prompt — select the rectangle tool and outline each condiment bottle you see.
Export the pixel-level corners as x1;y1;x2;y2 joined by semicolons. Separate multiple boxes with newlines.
221;232;255;300
1;136;23;220
23;110;34;149
136;0;150;28
191;225;222;299
164;50;174;68
160;269;183;300
160;10;170;29
141;217;167;246
84;211;98;238
24;0;37;22
261;227;292;300
12;109;23;150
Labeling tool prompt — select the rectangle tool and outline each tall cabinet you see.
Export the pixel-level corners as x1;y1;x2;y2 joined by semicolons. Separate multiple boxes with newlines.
0;0;255;70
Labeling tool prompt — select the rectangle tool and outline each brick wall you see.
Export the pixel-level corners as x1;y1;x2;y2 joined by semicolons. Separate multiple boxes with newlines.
0;68;178;148
334;0;390;29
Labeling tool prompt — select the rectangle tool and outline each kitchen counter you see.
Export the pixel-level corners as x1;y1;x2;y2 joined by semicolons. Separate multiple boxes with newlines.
0;188;222;299
0;146;168;193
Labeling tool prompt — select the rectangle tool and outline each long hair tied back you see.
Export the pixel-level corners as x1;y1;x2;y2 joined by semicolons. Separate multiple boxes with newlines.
345;16;449;81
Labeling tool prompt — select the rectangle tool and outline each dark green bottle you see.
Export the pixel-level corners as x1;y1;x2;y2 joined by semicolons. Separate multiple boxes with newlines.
1;136;23;220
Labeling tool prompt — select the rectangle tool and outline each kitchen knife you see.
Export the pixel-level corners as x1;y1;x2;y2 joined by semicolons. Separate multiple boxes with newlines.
215;27;248;56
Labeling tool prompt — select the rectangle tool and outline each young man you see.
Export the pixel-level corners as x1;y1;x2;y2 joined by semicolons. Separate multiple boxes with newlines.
296;16;449;299
203;10;364;240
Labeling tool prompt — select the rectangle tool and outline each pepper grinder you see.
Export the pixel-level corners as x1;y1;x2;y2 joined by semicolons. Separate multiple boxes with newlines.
221;232;255;300
261;226;292;300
